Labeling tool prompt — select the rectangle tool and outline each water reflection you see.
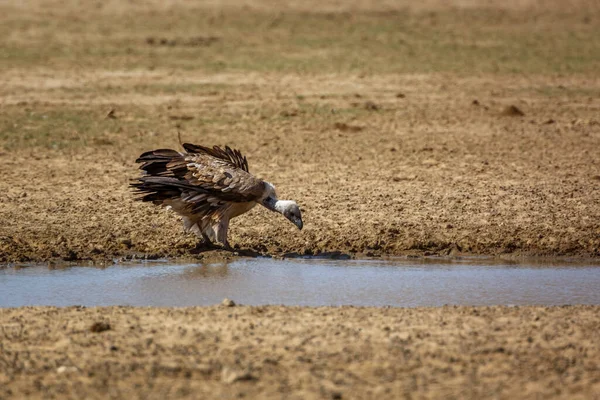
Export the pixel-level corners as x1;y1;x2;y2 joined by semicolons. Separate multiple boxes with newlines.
181;263;231;279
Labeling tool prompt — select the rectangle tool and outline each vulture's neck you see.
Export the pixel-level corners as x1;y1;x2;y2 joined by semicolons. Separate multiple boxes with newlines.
274;200;296;214
260;182;291;215
261;195;285;213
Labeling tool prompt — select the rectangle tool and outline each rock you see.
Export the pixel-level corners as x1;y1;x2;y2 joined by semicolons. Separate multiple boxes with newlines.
222;298;236;307
500;105;525;117
168;115;194;121
57;366;78;374
280;110;299;117
221;366;255;383
119;238;133;248
363;101;380;111
333;122;363;132
90;321;111;333
105;109;117;119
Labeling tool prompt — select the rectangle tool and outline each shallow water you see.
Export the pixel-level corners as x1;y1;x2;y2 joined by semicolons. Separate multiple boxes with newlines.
1;258;600;307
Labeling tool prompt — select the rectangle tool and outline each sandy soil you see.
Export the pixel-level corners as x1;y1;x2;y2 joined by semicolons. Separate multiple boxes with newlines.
0;305;599;399
0;0;599;263
1;72;599;262
1;2;599;399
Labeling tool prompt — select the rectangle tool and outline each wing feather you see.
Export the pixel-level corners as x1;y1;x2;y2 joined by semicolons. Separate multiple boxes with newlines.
131;144;264;223
182;143;249;172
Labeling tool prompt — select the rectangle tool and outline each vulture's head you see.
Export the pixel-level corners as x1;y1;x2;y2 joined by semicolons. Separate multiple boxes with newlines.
279;200;303;230
261;185;303;230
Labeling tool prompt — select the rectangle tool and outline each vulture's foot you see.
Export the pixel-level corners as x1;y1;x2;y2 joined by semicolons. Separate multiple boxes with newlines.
190;239;219;254
221;241;234;252
231;248;264;257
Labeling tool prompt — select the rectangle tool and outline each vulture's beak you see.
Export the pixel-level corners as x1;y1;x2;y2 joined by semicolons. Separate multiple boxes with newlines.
285;214;303;230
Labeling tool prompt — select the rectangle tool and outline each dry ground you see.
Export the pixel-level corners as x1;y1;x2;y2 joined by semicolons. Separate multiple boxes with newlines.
1;305;600;399
0;0;599;262
1;3;600;399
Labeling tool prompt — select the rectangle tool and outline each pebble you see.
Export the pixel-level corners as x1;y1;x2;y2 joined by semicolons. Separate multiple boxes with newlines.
222;298;236;307
57;366;78;374
221;366;255;384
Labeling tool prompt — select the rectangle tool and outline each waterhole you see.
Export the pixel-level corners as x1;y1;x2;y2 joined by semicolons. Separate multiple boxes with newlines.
1;258;599;307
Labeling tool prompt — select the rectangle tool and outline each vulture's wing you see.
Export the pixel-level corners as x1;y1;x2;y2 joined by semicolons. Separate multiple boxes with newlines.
132;146;265;221
182;143;249;172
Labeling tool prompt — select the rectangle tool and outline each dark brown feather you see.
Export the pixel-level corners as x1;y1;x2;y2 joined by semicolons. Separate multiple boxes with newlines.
182;143;249;172
135;149;182;176
131;144;264;222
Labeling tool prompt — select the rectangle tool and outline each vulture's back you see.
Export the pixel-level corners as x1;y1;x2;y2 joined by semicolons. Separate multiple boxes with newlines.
131;144;266;221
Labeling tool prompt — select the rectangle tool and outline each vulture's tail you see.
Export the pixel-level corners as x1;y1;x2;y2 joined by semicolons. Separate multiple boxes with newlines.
130;176;199;203
134;148;181;176
131;149;189;204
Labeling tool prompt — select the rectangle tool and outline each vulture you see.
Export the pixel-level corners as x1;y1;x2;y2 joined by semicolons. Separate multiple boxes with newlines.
131;143;303;248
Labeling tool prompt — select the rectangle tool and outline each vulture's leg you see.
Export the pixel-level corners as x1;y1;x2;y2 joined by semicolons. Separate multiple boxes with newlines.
214;218;231;250
200;231;213;245
196;223;219;249
182;216;195;232
184;217;215;248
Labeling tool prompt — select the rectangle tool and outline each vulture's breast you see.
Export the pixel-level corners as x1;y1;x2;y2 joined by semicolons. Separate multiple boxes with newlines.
228;201;258;220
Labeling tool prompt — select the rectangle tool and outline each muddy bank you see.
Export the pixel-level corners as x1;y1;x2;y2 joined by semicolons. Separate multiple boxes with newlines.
1;305;599;399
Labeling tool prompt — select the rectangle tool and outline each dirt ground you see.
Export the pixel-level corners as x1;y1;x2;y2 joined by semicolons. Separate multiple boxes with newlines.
1;70;599;263
0;0;599;262
0;305;599;399
1;2;600;398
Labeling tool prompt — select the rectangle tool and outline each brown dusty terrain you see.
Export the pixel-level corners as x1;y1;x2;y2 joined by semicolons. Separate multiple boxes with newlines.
1;70;599;262
0;0;599;262
1;3;600;399
1;305;600;399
